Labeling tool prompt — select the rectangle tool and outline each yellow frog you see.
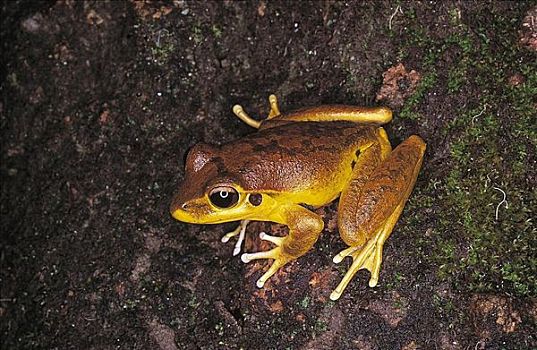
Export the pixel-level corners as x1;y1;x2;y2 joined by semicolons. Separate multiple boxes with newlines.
170;95;425;300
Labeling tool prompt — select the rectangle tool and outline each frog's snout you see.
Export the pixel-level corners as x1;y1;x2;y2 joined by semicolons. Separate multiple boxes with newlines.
170;190;206;223
170;203;193;223
170;192;189;219
171;201;189;213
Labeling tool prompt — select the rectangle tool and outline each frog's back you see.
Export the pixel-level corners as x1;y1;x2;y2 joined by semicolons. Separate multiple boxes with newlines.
216;122;378;205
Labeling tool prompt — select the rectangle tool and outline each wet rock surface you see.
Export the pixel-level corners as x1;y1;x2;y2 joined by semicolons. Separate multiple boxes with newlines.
1;1;536;349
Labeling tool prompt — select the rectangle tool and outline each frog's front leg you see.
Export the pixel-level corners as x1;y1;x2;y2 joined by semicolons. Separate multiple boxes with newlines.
331;135;426;300
221;220;250;256
241;205;324;288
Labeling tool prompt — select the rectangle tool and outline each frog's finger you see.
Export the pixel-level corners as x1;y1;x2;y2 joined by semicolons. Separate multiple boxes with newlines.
259;232;284;246
222;220;250;256
256;259;286;288
221;225;240;243
232;220;249;256
241;247;279;263
232;237;243;256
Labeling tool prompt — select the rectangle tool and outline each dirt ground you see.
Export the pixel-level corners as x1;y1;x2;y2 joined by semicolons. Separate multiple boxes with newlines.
1;1;536;349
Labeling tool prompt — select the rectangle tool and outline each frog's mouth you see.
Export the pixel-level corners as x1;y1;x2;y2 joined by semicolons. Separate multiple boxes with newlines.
169;194;227;224
169;188;192;222
170;207;194;223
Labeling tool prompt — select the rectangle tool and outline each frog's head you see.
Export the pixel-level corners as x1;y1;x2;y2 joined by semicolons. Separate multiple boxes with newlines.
170;143;266;224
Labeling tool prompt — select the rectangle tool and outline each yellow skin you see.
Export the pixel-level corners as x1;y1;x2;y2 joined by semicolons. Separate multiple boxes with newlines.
170;95;426;300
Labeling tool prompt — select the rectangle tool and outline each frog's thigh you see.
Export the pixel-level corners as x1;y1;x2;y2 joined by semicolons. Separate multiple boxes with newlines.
332;136;425;299
338;141;384;247
339;135;425;245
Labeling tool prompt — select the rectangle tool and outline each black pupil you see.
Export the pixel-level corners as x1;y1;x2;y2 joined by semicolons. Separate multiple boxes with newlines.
210;189;238;208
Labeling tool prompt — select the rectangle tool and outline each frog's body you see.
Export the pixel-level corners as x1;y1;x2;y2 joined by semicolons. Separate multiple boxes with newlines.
170;95;425;300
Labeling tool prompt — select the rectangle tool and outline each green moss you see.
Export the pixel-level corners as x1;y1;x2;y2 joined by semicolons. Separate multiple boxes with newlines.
449;138;469;165
447;66;466;93
298;296;311;309
314;319;328;332
151;43;175;64
392;295;408;310
188;295;201;308
445;32;473;55
215;322;225;336
122;298;140;310
384;271;406;290
436;239;456;280
398;7;536;297
211;24;223;38
433;91;535;296
448;7;462;27
432;292;464;330
192;25;203;44
399;72;437;120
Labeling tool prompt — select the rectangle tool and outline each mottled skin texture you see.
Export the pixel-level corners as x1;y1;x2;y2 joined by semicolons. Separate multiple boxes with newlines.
170;99;426;300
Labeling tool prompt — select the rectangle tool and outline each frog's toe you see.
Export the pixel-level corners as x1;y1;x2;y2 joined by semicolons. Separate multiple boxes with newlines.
367;252;382;288
368;275;379;288
330;238;379;301
333;245;360;264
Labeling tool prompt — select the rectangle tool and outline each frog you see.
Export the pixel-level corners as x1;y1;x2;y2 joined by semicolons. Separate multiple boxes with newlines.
170;94;426;300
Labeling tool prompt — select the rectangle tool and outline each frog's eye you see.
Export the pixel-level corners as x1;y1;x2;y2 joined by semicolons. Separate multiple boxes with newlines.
209;186;239;209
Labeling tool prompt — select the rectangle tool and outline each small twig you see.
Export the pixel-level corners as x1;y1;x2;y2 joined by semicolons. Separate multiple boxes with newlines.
156;28;169;47
485;173;492;190
388;5;402;30
484;169;498;191
492;186;508;221
471;104;488;125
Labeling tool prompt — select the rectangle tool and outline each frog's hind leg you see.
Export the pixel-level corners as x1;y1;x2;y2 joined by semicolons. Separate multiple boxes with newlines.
233;95;392;129
274;104;392;125
331;135;426;301
232;105;262;129
232;94;281;129
267;94;281;119
331;203;405;300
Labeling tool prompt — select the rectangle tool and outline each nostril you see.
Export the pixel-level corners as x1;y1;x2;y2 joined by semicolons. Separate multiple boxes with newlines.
181;203;188;210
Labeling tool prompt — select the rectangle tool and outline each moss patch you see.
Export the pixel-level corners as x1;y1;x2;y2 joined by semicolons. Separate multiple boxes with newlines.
400;5;536;297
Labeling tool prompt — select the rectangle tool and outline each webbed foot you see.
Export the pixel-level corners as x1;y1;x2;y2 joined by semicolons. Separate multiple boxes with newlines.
330;228;389;301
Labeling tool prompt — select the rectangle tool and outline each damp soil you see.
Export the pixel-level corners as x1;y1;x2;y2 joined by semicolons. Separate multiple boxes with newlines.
1;1;536;349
